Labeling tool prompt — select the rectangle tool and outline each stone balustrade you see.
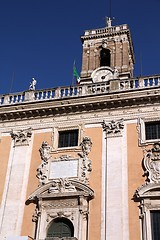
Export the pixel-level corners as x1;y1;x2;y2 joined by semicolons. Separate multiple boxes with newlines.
0;75;160;106
84;24;128;36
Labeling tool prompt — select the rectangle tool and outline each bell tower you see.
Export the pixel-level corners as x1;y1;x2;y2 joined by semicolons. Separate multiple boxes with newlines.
80;18;135;83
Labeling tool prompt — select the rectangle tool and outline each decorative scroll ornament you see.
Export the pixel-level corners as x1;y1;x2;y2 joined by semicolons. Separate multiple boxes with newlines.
48;178;76;193
102;119;124;134
11;128;32;146
32;206;41;222
143;142;160;183
79;137;92;183
37;141;52;186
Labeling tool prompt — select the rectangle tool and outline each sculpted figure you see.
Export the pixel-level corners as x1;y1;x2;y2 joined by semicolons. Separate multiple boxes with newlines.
29;78;37;90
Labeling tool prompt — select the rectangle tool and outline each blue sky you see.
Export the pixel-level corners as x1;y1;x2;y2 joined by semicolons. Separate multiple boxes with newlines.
0;0;160;94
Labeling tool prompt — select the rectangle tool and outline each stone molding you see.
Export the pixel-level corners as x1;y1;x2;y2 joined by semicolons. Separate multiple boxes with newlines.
28;179;94;201
10;128;32;146
1;86;160;122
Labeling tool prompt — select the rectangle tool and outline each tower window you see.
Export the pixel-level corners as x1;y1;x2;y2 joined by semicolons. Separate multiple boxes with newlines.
100;48;110;67
47;218;74;238
58;129;78;148
145;121;160;140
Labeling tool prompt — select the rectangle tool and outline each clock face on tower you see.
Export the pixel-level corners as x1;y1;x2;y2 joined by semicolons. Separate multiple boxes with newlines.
91;67;113;83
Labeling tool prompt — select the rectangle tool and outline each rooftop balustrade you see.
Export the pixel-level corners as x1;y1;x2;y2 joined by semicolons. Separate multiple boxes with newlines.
0;75;160;106
84;24;128;36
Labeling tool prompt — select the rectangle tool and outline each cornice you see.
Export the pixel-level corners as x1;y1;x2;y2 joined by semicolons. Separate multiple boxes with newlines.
0;87;160;122
81;29;129;42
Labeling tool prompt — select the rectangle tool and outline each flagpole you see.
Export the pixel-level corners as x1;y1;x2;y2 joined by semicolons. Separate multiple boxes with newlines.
72;60;75;86
9;72;15;93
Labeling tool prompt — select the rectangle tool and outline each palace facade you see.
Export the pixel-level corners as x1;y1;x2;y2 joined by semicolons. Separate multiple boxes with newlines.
0;18;160;240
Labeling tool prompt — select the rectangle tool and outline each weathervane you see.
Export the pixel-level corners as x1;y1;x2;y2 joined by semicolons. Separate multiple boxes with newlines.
105;0;114;27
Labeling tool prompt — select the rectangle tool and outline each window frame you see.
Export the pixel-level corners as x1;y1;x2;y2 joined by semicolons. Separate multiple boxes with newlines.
58;129;79;148
53;125;82;150
138;118;160;145
145;121;160;141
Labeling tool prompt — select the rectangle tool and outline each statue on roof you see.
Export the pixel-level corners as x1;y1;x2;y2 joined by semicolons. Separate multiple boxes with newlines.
29;77;37;90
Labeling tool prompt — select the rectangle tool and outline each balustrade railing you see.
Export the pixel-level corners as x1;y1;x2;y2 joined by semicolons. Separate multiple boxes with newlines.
0;75;160;106
84;24;128;36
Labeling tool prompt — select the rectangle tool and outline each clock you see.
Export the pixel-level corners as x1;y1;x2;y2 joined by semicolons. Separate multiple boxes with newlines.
91;67;113;83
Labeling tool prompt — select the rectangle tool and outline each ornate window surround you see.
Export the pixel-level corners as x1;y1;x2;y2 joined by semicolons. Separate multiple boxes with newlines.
136;142;160;240
28;136;93;239
136;183;160;240
138;118;160;145
27;179;94;240
37;137;93;186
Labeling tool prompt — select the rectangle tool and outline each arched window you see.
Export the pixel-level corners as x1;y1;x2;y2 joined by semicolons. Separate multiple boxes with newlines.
47;217;74;238
100;48;111;67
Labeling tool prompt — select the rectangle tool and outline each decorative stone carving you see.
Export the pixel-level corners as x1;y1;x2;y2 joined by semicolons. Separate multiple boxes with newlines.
27;179;94;239
79;137;92;183
32;206;41;222
37;138;93;186
39;141;52;162
143;142;160;183
113;67;119;79
59;155;72;161
11;128;32;146
37;141;52;186
36;161;48;186
48;178;76;193
42;199;77;209
80;136;92;157
102;119;124;134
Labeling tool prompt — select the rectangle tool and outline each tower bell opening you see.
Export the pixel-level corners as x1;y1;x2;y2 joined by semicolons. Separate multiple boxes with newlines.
100;48;111;67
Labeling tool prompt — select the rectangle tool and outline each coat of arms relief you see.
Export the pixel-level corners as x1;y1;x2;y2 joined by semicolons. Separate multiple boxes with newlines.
143;142;160;183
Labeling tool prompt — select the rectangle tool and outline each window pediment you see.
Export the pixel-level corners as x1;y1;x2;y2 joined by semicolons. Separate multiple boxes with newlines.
136;183;160;199
28;179;94;202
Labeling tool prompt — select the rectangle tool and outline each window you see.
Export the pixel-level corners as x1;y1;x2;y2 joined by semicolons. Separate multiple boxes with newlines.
145;121;160;140
151;211;160;240
100;48;110;67
47;218;74;238
58;129;78;148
